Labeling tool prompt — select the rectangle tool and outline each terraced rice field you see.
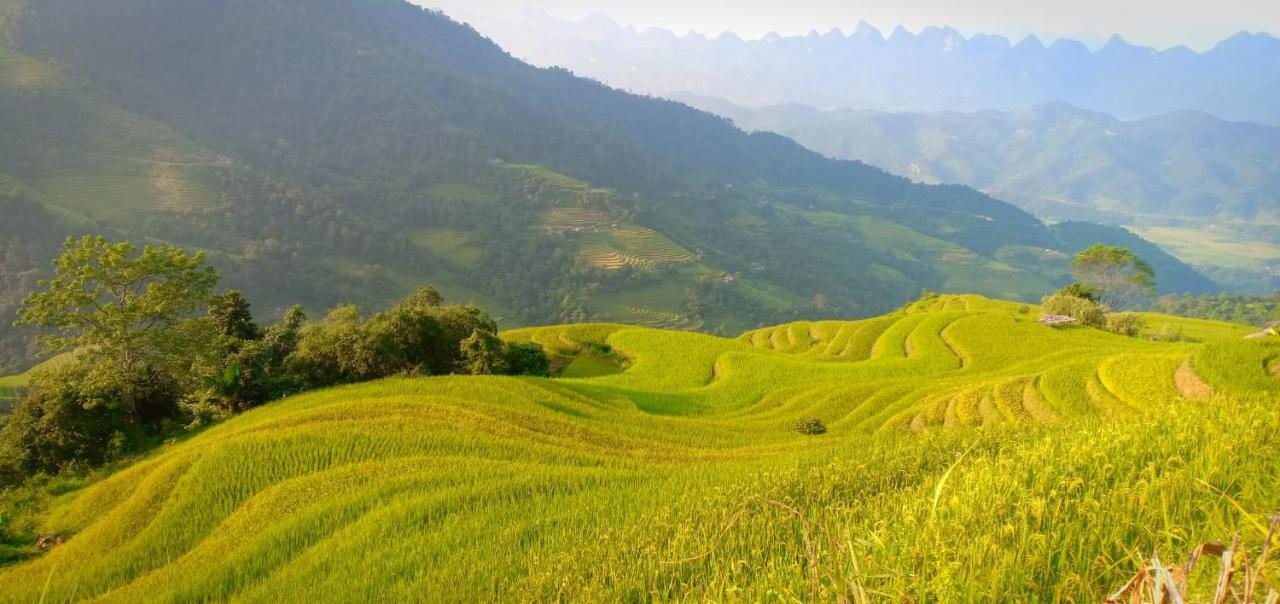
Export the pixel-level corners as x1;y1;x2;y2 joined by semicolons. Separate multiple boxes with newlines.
0;45;57;88
2;295;1278;601
540;206;611;229
577;227;696;270
34;159;215;221
615;306;704;330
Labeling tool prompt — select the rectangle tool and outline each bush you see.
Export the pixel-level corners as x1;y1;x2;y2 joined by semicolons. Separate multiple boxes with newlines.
1106;313;1145;337
1149;324;1185;342
794;417;827;435
505;342;551;377
1056;283;1100;303
1041;294;1107;328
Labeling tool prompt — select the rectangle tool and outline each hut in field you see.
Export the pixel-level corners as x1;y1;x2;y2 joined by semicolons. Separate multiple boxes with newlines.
1039;314;1076;327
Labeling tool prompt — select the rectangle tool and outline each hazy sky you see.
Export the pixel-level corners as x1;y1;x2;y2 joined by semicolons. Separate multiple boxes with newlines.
423;0;1279;50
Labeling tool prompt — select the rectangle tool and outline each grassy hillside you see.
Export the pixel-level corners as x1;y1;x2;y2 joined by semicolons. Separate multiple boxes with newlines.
1;295;1275;601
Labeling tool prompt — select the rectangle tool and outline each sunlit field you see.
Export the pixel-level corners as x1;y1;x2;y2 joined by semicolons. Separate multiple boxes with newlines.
1;295;1276;601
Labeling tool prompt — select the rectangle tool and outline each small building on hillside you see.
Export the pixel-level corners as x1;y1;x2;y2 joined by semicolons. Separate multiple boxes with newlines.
1039;314;1076;327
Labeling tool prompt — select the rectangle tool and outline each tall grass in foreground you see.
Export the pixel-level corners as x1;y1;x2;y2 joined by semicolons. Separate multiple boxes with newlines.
0;296;1275;601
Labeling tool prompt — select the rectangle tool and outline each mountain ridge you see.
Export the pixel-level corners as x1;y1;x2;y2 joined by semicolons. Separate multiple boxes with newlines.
0;0;1216;372
452;9;1280;124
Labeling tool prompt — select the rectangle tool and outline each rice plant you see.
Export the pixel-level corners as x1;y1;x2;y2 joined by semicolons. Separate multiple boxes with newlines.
0;295;1275;602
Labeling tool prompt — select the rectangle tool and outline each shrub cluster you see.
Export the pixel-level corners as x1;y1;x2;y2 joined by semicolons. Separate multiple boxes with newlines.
1043;286;1148;338
0;238;549;485
1041;293;1107;328
794;417;827;435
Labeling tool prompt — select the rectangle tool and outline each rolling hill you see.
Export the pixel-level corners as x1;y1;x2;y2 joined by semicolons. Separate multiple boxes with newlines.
0;295;1275;600
0;0;1215;374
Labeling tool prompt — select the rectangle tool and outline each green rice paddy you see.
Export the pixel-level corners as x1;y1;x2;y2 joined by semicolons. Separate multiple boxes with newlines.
0;295;1276;601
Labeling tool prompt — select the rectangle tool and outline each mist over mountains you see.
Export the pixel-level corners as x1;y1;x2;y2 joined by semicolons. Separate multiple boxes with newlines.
460;10;1280;125
675;95;1280;232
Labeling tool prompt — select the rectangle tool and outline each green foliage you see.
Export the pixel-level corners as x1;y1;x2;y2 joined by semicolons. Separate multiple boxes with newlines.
793;417;827;435
207;290;258;340
503;342;550;378
1057;282;1100;302
15;236;217;421
0;360;155;480
1071;244;1156;309
1105;313;1145;337
1151;292;1280;327
457;329;507;376
1041;293;1107;328
1;243;542;484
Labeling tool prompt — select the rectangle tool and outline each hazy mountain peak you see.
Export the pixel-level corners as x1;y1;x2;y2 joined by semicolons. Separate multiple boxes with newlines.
970;32;1012;49
640;26;678;40
852;20;883;40
447;12;1280;124
1048;37;1089;53
1014;34;1045;49
1100;34;1134;51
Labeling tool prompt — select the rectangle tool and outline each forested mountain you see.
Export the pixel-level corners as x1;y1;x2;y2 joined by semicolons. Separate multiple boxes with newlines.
457;10;1280;125
676;96;1280;230
0;0;1213;372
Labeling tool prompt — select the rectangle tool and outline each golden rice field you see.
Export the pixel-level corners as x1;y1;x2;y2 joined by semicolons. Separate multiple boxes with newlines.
1;295;1277;602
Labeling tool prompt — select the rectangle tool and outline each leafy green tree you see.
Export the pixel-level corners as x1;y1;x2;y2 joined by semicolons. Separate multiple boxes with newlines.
504;342;550;377
15;237;217;421
1056;283;1100;303
1071;245;1156;309
208;290;259;340
193;303;306;414
458;329;507;375
288;305;370;387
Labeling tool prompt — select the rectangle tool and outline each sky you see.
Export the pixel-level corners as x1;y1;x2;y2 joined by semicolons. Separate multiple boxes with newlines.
423;0;1279;51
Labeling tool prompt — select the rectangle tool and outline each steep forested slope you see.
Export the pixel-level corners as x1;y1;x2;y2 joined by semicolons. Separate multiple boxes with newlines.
0;0;1214;370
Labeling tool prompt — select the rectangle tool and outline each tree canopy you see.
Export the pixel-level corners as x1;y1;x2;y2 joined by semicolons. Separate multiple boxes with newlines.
1071;245;1156;309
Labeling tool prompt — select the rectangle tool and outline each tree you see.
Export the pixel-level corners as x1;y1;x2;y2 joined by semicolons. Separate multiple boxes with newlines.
15;237;217;421
208;290;259;340
504;342;550;377
1056;283;1100;303
1071;245;1155;309
458;329;507;375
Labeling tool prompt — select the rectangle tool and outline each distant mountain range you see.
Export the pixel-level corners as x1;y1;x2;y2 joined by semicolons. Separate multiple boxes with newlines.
455;10;1280;125
674;95;1280;232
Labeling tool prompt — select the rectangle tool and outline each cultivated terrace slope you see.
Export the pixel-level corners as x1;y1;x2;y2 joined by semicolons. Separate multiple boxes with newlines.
0;0;1215;372
0;295;1276;601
